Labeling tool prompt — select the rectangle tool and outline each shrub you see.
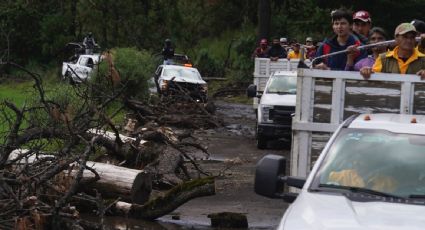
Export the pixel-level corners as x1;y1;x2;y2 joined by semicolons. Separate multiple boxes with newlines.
93;47;155;101
194;49;224;78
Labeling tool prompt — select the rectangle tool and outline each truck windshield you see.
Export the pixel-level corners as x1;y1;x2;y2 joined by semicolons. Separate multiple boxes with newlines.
313;129;425;199
163;68;202;81
266;75;296;94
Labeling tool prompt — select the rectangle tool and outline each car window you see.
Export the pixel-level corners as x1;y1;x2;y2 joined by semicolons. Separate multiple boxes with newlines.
266;75;296;94
87;58;94;68
155;67;163;76
162;68;202;81
313;129;425;198
79;57;88;66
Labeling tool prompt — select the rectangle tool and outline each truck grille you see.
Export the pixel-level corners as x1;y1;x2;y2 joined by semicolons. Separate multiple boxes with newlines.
269;106;295;125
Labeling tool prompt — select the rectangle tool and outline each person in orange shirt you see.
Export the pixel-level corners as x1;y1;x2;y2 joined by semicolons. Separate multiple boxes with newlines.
360;22;425;79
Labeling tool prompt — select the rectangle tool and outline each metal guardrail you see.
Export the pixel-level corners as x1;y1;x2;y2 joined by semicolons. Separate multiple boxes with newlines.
291;68;425;178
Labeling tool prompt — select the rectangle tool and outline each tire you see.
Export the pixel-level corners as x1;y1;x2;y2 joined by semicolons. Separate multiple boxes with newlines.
256;136;267;149
255;122;267;149
64;71;75;85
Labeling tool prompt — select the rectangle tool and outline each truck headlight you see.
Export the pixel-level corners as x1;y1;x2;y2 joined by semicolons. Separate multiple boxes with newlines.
161;80;169;91
258;105;273;123
200;84;208;92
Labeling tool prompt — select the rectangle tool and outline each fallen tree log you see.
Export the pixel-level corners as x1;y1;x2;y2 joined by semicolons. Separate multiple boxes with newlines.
111;177;215;220
8;150;152;205
80;162;152;205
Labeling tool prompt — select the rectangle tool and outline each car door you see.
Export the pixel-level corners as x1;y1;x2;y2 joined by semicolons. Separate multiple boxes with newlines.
75;57;93;80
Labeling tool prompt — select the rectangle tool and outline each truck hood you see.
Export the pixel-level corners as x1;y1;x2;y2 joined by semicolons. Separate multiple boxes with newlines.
260;93;296;107
160;76;206;85
280;192;425;230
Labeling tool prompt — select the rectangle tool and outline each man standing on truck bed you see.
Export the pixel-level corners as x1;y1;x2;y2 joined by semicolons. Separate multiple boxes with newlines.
352;10;372;44
83;32;97;54
268;38;287;61
252;38;270;58
314;8;367;70
360;22;425;79
162;38;175;65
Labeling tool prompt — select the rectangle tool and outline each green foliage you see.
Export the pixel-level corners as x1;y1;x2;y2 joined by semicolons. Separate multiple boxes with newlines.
3;0;425;92
225;34;256;87
94;47;155;101
26;83;82;129
195;49;224;78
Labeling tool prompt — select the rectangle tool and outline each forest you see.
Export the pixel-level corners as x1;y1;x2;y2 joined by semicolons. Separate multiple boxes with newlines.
1;0;425;84
1;0;425;229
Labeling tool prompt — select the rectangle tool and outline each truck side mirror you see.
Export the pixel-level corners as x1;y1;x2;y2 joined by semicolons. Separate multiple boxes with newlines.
255;154;306;201
254;154;286;198
246;84;257;98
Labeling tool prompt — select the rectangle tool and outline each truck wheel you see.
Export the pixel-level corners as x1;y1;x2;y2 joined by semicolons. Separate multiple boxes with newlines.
64;71;75;84
256;136;267;149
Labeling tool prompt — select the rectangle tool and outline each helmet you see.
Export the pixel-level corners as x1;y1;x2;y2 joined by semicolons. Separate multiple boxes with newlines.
165;38;171;43
88;32;93;37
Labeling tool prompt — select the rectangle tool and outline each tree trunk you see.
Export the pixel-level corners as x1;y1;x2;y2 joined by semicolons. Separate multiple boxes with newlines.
258;0;271;41
69;0;77;36
80;162;152;205
111;177;215;220
8;150;151;205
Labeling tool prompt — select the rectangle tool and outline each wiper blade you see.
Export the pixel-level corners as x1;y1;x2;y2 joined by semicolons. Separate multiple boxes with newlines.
276;92;295;95
409;194;425;199
318;183;404;199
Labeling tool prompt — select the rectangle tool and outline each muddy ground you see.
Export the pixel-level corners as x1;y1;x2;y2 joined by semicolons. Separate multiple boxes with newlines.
160;100;291;229
101;100;291;229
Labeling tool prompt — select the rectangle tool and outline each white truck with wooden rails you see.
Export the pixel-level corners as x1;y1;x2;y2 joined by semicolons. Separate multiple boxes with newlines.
255;67;425;230
247;58;311;149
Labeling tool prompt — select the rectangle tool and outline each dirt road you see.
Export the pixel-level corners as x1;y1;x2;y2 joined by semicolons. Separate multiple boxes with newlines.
101;100;291;229
158;100;291;229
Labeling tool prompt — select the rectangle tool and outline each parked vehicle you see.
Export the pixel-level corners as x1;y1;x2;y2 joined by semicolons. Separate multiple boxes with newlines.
154;64;208;102
247;71;296;149
251;58;310;108
255;113;425;230
62;53;102;83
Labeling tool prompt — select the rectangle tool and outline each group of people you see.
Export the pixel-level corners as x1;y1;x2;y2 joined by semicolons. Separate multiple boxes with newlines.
253;8;425;80
252;36;317;61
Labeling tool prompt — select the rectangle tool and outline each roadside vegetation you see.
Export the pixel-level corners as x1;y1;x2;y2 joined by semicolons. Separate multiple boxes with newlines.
1;0;425;228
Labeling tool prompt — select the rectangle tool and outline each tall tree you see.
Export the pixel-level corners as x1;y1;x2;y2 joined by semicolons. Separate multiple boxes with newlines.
258;0;271;41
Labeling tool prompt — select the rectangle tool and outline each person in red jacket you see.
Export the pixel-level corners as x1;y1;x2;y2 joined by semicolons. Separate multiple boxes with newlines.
252;38;269;58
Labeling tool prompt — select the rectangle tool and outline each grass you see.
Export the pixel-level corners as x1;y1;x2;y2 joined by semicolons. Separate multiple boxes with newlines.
0;81;35;107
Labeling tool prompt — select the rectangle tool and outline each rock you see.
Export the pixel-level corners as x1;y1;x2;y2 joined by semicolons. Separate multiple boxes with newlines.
207;212;248;228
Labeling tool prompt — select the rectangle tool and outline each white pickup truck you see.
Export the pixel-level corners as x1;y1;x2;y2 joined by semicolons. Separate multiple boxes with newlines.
61;54;102;83
247;71;296;149
255;113;425;230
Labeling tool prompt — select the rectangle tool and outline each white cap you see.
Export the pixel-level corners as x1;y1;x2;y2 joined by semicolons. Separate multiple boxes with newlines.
280;37;287;43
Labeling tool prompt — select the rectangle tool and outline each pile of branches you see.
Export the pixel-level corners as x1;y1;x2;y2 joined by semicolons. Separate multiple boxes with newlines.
0;62;218;229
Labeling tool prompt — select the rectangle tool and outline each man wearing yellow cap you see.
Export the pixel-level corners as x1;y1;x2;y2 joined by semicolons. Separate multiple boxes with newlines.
361;22;425;79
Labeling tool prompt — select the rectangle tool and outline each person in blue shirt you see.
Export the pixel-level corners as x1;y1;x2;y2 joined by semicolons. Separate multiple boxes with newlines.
314;9;367;70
